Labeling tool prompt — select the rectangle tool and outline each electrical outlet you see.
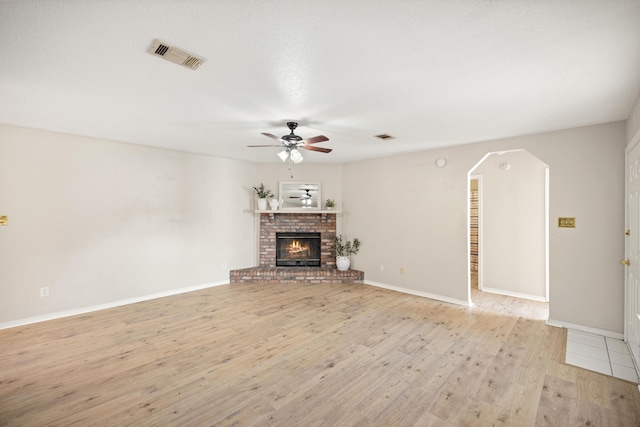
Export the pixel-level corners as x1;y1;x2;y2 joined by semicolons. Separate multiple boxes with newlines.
40;287;49;297
400;267;405;275
379;264;384;272
222;261;228;269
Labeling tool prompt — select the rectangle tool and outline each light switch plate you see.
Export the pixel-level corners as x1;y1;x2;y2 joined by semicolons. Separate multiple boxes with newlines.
0;216;7;226
558;217;576;228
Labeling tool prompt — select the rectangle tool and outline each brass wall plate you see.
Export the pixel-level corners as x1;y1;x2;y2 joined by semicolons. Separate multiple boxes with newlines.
558;217;576;228
0;216;7;226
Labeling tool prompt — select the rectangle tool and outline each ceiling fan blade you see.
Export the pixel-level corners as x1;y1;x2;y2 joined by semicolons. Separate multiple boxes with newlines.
302;135;329;145
301;145;332;153
261;132;283;141
247;144;282;147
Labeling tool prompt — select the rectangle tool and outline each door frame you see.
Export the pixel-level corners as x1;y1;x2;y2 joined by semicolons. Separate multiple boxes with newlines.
470;174;483;291
624;132;640;365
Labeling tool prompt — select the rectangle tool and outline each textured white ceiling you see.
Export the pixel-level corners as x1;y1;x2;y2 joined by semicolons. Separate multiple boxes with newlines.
1;0;639;163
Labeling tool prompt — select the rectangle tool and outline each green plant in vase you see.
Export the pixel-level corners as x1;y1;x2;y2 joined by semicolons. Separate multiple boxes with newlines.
334;234;361;271
253;183;273;210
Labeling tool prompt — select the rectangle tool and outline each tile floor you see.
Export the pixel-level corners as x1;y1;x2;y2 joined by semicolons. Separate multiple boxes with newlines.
565;329;639;383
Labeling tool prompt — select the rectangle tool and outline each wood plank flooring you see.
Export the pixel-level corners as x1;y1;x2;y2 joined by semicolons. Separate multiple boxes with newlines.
1;282;639;426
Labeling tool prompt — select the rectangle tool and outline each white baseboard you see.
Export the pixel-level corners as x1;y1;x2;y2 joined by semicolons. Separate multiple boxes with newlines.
364;280;471;307
0;281;229;330
481;286;547;302
546;318;624;340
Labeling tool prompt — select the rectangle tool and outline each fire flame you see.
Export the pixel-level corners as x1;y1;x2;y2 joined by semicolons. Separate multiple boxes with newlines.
288;240;310;258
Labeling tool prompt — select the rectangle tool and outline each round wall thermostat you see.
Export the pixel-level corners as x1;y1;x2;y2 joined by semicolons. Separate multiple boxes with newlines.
436;158;447;168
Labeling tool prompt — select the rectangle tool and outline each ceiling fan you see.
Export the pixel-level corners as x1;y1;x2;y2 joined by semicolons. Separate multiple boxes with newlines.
288;188;315;206
247;122;332;165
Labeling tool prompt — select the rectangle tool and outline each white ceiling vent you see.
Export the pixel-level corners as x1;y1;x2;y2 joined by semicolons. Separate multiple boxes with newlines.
147;39;205;70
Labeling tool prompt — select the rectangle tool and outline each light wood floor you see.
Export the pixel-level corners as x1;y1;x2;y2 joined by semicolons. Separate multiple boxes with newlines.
1;281;639;426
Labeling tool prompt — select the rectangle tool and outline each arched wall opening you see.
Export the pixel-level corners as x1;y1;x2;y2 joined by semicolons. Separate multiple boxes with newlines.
468;149;549;303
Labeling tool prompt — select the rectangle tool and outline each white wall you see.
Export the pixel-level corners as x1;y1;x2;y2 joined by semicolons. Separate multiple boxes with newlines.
472;150;547;300
627;91;640;144
343;147;472;304
0;124;256;325
343;121;626;334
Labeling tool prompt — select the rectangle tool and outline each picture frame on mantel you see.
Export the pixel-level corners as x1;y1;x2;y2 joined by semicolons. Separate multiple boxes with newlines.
279;182;321;210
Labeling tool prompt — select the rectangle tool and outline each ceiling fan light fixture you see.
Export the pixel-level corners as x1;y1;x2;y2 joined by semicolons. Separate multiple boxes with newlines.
290;149;303;164
253;122;330;173
277;149;289;162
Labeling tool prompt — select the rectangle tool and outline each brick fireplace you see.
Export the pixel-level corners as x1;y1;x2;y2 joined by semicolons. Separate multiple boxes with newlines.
229;212;364;284
259;212;336;268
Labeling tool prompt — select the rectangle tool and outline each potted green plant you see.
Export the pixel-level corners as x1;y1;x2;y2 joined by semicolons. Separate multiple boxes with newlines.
253;183;273;210
334;234;361;271
325;199;336;210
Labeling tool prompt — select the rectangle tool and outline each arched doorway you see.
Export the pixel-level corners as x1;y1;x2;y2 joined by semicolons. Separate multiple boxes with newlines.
468;149;549;303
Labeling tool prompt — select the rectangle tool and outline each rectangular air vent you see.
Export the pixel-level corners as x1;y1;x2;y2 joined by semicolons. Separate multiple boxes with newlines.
147;39;205;70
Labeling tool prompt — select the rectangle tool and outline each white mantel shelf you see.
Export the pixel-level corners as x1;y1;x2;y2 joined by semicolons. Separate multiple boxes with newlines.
254;210;341;214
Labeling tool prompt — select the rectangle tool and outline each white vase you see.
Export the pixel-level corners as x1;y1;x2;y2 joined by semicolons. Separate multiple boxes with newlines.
336;256;350;271
257;198;268;210
269;199;279;210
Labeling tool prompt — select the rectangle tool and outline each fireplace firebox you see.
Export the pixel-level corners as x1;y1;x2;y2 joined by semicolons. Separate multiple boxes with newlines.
276;232;321;267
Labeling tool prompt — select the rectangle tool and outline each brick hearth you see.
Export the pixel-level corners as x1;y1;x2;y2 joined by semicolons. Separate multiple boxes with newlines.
230;267;364;284
230;211;364;284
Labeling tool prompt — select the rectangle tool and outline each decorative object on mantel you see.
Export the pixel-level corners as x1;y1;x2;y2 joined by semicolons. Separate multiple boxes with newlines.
279;181;321;209
334;234;361;271
325;199;335;210
269;198;280;210
253;183;273;211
